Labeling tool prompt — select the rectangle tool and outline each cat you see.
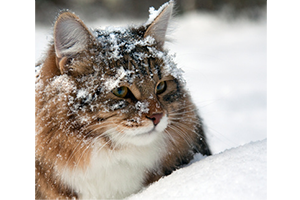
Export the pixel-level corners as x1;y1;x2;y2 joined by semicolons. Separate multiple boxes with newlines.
35;1;211;199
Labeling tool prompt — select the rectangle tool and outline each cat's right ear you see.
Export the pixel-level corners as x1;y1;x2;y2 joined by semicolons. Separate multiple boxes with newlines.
144;1;174;49
54;11;93;73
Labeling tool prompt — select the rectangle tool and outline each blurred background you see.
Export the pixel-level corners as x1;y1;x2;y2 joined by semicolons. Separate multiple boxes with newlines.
35;0;266;154
36;0;266;25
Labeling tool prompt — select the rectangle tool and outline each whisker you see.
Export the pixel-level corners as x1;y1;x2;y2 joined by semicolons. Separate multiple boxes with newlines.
73;130;116;173
64;125;107;166
166;124;194;149
176;121;211;155
168;116;199;123
168;104;196;113
164;128;177;145
65;120;121;168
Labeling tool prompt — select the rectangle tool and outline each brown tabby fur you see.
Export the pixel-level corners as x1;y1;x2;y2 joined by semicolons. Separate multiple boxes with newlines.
36;2;210;199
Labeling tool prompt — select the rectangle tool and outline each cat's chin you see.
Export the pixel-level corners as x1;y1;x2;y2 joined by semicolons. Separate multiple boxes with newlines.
111;116;169;146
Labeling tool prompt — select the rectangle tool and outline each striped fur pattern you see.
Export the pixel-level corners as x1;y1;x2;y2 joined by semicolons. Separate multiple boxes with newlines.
35;1;211;199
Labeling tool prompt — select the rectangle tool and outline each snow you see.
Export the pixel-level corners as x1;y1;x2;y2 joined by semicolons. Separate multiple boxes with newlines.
35;10;266;199
127;139;266;200
166;13;266;153
146;0;173;25
104;67;133;91
77;89;89;99
93;28;156;62
135;101;149;116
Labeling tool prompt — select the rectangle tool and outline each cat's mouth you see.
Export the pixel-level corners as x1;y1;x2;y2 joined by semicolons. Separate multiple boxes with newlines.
129;115;168;136
109;115;169;146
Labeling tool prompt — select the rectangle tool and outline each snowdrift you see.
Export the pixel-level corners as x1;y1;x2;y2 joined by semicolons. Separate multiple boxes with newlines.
127;139;266;200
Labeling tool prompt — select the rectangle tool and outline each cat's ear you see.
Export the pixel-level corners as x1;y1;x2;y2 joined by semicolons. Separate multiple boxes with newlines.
144;1;174;48
54;11;93;59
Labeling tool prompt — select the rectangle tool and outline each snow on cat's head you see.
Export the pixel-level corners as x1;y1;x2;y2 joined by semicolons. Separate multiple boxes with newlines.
36;0;189;147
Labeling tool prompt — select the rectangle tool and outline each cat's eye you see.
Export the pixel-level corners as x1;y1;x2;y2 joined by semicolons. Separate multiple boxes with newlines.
112;86;128;98
156;81;167;95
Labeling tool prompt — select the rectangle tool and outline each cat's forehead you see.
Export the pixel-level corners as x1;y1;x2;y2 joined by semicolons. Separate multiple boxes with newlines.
94;27;148;47
92;26;156;60
83;26;185;90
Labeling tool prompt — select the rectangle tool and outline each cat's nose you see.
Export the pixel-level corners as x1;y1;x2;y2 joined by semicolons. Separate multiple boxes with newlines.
147;113;163;126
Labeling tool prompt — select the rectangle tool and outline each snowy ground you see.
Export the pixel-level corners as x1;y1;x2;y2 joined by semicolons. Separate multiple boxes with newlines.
127;139;266;200
35;11;266;199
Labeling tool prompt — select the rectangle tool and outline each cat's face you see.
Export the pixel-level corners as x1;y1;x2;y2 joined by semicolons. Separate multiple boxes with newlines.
36;4;198;150
54;28;187;147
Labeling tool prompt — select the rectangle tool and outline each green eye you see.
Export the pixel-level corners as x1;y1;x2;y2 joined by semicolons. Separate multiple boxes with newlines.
156;81;167;95
112;86;128;98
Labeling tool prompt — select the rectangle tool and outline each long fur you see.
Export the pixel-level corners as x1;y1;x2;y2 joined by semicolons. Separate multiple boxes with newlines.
35;1;211;199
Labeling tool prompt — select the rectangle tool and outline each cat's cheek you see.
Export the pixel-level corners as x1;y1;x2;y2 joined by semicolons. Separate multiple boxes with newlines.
155;115;168;132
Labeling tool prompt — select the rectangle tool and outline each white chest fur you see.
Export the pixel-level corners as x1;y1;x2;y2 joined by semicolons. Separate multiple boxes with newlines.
59;126;168;199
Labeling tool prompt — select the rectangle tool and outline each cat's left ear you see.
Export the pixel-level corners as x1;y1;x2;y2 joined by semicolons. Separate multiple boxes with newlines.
54;11;93;58
144;1;174;49
54;11;94;74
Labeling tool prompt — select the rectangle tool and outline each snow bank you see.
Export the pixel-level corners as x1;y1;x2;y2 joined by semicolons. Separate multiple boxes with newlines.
127;139;267;200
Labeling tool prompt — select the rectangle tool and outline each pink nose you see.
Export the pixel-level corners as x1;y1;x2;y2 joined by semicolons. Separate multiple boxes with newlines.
147;113;163;126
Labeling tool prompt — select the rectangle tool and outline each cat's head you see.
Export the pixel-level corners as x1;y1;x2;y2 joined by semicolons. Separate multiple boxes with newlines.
37;1;199;148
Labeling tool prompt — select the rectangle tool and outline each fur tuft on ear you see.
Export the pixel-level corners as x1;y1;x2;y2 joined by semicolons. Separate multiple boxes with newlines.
54;11;93;58
144;0;174;48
